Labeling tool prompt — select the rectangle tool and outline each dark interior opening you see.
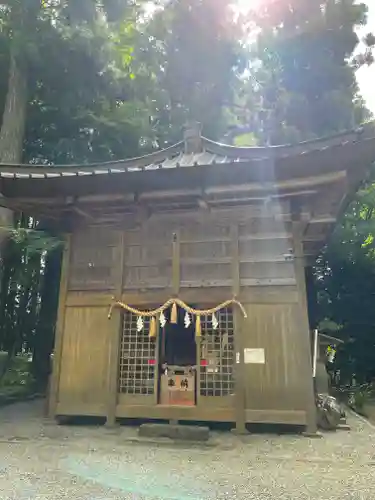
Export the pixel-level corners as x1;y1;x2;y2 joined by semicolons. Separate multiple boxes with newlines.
159;305;196;367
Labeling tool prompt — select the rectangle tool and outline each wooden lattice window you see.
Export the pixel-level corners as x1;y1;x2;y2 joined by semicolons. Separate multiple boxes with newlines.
118;312;156;395
200;308;234;397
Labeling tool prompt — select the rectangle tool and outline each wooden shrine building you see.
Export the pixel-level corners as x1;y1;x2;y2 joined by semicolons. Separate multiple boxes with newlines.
0;122;374;434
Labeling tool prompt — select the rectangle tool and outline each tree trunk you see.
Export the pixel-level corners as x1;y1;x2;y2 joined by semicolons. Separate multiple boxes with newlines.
0;45;28;241
0;45;28;378
0;45;28;163
0;344;17;381
32;247;63;391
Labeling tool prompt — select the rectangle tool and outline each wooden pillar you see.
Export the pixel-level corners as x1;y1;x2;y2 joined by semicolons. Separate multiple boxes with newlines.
48;234;71;419
153;315;161;405
293;223;319;436
231;224;248;434
172;230;180;296
105;231;125;427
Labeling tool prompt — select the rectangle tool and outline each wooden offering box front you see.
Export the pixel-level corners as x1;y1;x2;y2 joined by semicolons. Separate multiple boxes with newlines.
160;369;195;406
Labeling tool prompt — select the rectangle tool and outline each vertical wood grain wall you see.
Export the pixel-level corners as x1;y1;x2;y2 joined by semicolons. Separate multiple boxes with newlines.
50;203;313;425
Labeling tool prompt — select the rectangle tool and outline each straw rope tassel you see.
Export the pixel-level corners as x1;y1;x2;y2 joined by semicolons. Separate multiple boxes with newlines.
108;297;247;320
149;316;157;339
195;315;202;339
170;302;178;324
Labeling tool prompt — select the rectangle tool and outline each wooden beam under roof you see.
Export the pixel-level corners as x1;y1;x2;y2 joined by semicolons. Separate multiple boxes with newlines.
309;217;336;225
2;191;339;246
204;171;347;195
3;170;345;215
3;188;315;212
72;206;95;221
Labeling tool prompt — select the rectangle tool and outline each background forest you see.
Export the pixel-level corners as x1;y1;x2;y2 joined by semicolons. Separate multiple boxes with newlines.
0;0;374;397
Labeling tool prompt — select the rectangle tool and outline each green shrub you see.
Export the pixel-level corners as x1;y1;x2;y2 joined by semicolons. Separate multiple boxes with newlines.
348;384;375;413
0;353;34;390
354;390;368;410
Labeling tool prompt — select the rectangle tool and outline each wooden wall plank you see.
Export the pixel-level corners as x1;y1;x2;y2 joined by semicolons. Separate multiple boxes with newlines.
66;292;113;307
115;206;297;292
123;220;173;290
68;227;117;291
57;307;110;414
106;231;126;426
242;303;307;412
65;286;298;310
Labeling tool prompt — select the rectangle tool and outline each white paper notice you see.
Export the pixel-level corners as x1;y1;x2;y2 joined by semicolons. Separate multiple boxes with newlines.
244;348;265;364
235;352;240;364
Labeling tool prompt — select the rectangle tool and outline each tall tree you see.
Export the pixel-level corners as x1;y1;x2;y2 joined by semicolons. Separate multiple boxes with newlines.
25;0;155;164
0;0;38;163
0;0;154;388
143;0;245;145
237;0;373;145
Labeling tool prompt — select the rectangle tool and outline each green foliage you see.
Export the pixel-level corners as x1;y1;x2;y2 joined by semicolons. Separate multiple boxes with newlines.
23;0;156;163
142;0;246;145
233;132;258;147
0;353;34;389
346;383;374;413
353;388;370;411
9;227;62;254
238;0;373;144
315;175;375;385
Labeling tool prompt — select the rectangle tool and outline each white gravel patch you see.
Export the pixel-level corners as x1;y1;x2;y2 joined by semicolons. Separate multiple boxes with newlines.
0;401;374;499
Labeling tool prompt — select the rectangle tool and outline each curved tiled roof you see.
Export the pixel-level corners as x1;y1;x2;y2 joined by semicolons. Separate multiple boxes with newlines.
0;123;373;180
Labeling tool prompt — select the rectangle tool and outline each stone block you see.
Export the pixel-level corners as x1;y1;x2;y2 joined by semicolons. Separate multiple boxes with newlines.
138;423;209;441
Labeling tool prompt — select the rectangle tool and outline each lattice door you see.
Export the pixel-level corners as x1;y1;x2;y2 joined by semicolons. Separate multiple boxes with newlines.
200;308;235;397
118;312;156;395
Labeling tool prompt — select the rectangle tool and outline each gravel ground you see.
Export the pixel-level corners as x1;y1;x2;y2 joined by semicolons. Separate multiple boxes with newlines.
0;401;374;500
